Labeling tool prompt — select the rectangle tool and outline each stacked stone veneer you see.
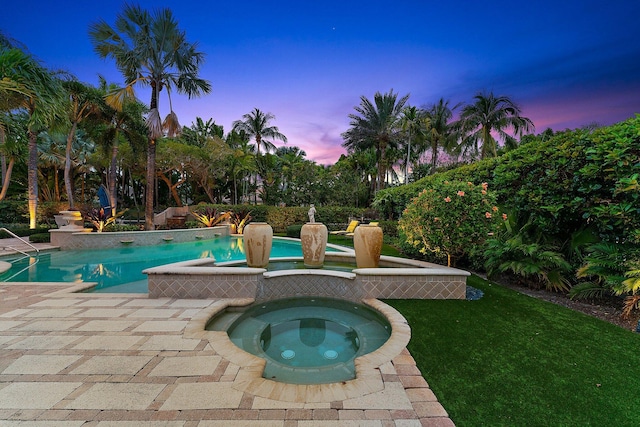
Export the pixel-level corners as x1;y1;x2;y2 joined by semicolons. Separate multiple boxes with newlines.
49;225;229;250
147;254;469;300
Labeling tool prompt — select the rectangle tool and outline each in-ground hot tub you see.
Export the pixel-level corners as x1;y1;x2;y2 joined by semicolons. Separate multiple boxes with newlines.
207;297;392;384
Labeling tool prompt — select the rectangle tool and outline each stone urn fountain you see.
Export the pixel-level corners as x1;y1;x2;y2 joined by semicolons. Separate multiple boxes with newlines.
56;210;85;231
353;224;383;268
243;222;273;268
300;222;328;268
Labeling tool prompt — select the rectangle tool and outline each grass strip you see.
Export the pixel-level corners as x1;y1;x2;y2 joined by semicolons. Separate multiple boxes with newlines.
386;275;640;426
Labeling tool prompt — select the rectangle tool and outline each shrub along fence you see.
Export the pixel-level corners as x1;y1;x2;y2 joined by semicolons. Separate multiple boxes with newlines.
375;116;640;305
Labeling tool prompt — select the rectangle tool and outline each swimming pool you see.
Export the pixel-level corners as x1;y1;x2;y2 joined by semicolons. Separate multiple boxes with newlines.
0;236;330;293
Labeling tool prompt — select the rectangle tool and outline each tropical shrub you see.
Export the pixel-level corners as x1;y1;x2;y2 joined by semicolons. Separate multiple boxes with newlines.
0;226;51;238
399;180;504;266
484;218;573;292
0;201;27;224
230;209;252;234
378;117;640;311
267;207;307;233
29;233;51;243
286;224;303;238
83;208;124;232
191;207;230;227
570;243;640;314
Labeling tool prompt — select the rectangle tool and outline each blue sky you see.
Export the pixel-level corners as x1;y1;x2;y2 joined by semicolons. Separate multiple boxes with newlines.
2;1;639;164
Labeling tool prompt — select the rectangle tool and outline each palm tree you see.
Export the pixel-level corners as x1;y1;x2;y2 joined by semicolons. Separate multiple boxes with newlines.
424;98;459;173
62;79;102;209
232;108;287;203
182;117;224;147
226;130;256;204
92;77;148;214
89;4;212;229
342;90;409;191
456;91;534;159
232;108;287;155
0;47;65;227
400;106;426;184
275;146;306;204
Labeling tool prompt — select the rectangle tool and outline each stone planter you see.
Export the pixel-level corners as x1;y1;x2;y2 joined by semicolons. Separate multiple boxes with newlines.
56;210;86;231
353;224;383;268
243;222;273;268
166;216;186;229
300;222;328;268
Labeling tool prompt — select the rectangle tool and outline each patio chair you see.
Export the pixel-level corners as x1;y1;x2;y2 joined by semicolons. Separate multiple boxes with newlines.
330;220;360;236
345;222;379;238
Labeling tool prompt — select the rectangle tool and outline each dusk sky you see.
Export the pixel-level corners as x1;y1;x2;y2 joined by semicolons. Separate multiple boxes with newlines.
2;1;639;164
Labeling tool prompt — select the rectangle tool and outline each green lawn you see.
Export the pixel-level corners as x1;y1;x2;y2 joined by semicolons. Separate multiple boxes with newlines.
323;235;640;424
386;275;640;426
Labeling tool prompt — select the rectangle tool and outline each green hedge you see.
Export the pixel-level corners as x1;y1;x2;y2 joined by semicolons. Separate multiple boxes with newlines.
286;224;303;238
192;204;366;233
375;116;640;248
0;226;52;239
29;233;51;243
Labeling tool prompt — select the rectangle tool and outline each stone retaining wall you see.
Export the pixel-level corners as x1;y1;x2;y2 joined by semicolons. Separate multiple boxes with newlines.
146;255;470;300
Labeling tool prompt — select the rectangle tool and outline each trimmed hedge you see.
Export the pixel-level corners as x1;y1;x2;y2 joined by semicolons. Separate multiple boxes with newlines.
191;204;366;233
29;233;51;243
375;116;640;247
286;224;303;238
0;226;52;239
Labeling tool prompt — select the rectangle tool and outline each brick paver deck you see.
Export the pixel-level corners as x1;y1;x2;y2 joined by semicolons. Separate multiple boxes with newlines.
0;240;455;426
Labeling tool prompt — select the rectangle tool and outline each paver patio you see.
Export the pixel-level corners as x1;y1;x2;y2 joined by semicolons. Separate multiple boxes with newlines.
0;240;455;426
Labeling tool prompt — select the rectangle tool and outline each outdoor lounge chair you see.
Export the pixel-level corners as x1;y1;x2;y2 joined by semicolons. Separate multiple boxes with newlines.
345;222;378;238
330;220;360;236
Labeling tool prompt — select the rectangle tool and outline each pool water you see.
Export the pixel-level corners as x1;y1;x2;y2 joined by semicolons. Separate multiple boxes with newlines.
206;297;391;384
0;236;326;292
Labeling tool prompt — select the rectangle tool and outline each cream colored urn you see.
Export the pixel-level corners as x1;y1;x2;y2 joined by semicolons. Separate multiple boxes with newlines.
353;224;383;268
243;222;273;268
300;222;328;268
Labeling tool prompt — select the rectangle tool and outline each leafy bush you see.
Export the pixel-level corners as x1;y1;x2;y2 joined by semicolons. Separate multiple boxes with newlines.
0;200;27;224
191;207;230;227
0;226;52;238
268;207;307;232
378;117;640;306
286;224;303;238
29;233;51;243
484;222;573;292
105;224;144;232
399;180;504;266
377;220;398;238
195;204;364;233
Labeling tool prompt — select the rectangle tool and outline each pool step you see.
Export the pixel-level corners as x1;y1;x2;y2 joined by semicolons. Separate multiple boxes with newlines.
206;311;244;331
263;360;355;384
228;317;270;352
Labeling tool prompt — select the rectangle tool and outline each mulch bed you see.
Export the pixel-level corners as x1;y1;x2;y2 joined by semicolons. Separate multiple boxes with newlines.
491;274;640;332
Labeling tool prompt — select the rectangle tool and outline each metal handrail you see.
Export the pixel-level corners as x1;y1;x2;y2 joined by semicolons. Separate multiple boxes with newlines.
0;227;40;256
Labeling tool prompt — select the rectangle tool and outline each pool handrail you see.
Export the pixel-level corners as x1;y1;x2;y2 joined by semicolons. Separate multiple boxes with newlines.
0;227;40;257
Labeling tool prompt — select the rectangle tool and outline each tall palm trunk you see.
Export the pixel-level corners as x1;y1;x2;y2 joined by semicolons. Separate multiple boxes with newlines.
481;126;494;159
0;129;12;201
145;83;159;230
0;129;6;185
430;138;439;174
376;140;388;191
27;129;38;229
109;141;118;214
0;158;14;201
64;122;77;209
145;141;156;229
